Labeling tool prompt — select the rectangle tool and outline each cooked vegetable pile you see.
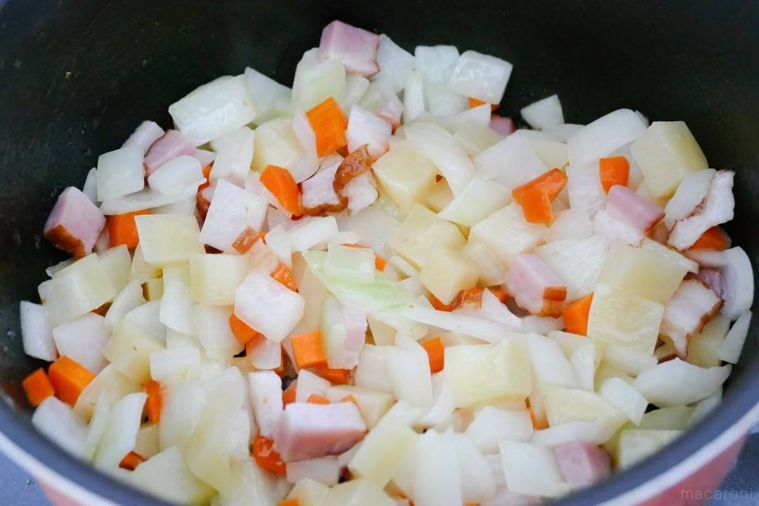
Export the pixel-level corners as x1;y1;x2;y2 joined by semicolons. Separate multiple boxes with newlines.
18;20;754;506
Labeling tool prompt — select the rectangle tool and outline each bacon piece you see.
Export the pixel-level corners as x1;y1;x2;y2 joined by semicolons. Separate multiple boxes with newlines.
302;145;375;216
43;187;106;258
143;130;195;175
668;170;734;250
606;185;664;232
122;121;164;154
660;279;722;357
318;21;380;77
275;402;367;462
490;115;516;136
506;254;568;317
554;442;611;489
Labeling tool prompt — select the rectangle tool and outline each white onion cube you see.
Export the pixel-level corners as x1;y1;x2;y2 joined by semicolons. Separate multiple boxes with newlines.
234;271;305;342
147;155;204;195
20;301;56;361
200;179;268;253
96;146;145;201
168;75;256;145
447;50;513;104
52;313;108;374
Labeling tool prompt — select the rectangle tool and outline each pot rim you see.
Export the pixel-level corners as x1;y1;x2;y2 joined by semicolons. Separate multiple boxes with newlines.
0;371;757;505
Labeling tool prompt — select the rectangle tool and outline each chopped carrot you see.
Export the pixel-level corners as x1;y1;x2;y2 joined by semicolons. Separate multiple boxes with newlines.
229;314;265;346
341;394;360;407
198;164;213;191
291;331;327;369
307;394;331;405
375;254;386;271
467;97;497;111
93;302;111;316
260;165;302;216
514;185;554;224
599;156;630;193
526;398;548;430
278;499;301;506
313;364;350;385
48;356;95;406
306;97;348;157
282;382;297;405
544;286;568;301
271;263;298;291
542;286;568;317
512;169;568;225
488;286;508;304
512;168;568;202
429;293;459;312
22;369;54;407
689;226;729;251
562;294;594;336
196;189;212;220
465;503;479;506
107;209;150;249
232;227;261;254
421;337;445;373
144;380;162;424
253;435;286;475
119;451;145;471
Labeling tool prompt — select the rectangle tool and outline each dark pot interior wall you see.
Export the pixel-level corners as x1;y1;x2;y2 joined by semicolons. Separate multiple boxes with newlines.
0;0;756;504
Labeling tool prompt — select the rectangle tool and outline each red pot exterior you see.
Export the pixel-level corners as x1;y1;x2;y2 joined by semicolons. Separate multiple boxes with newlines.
640;435;748;506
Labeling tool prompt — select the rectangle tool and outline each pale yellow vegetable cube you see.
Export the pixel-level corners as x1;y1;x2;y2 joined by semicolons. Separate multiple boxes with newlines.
542;385;627;433
252;118;303;173
189;254;250;306
134;424;161;459
136;215;204;267
587;283;664;355
616;429;683;469
598;241;688;304
39;254;117;323
422;179;454;213
419;248;479;304
468;203;546;266
103;319;164;383
129;244;161;283
446;340;532;408
438;177;511;227
98;245;131;293
388;204;465;269
373;143;438;213
324;478;395;506
286;478;329;506
454;123;503;156
687;316;730;368
326;386;395;429
631;121;708;198
593;362;634;390
348;416;418;487
640;238;698;274
142;278;164;301
462;240;506;287
74;365;139;421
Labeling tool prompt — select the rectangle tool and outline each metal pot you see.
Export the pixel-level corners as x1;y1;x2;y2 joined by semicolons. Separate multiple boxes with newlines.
0;1;756;504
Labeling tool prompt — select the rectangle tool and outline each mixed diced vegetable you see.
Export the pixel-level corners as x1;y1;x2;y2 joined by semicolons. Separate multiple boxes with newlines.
20;20;753;506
